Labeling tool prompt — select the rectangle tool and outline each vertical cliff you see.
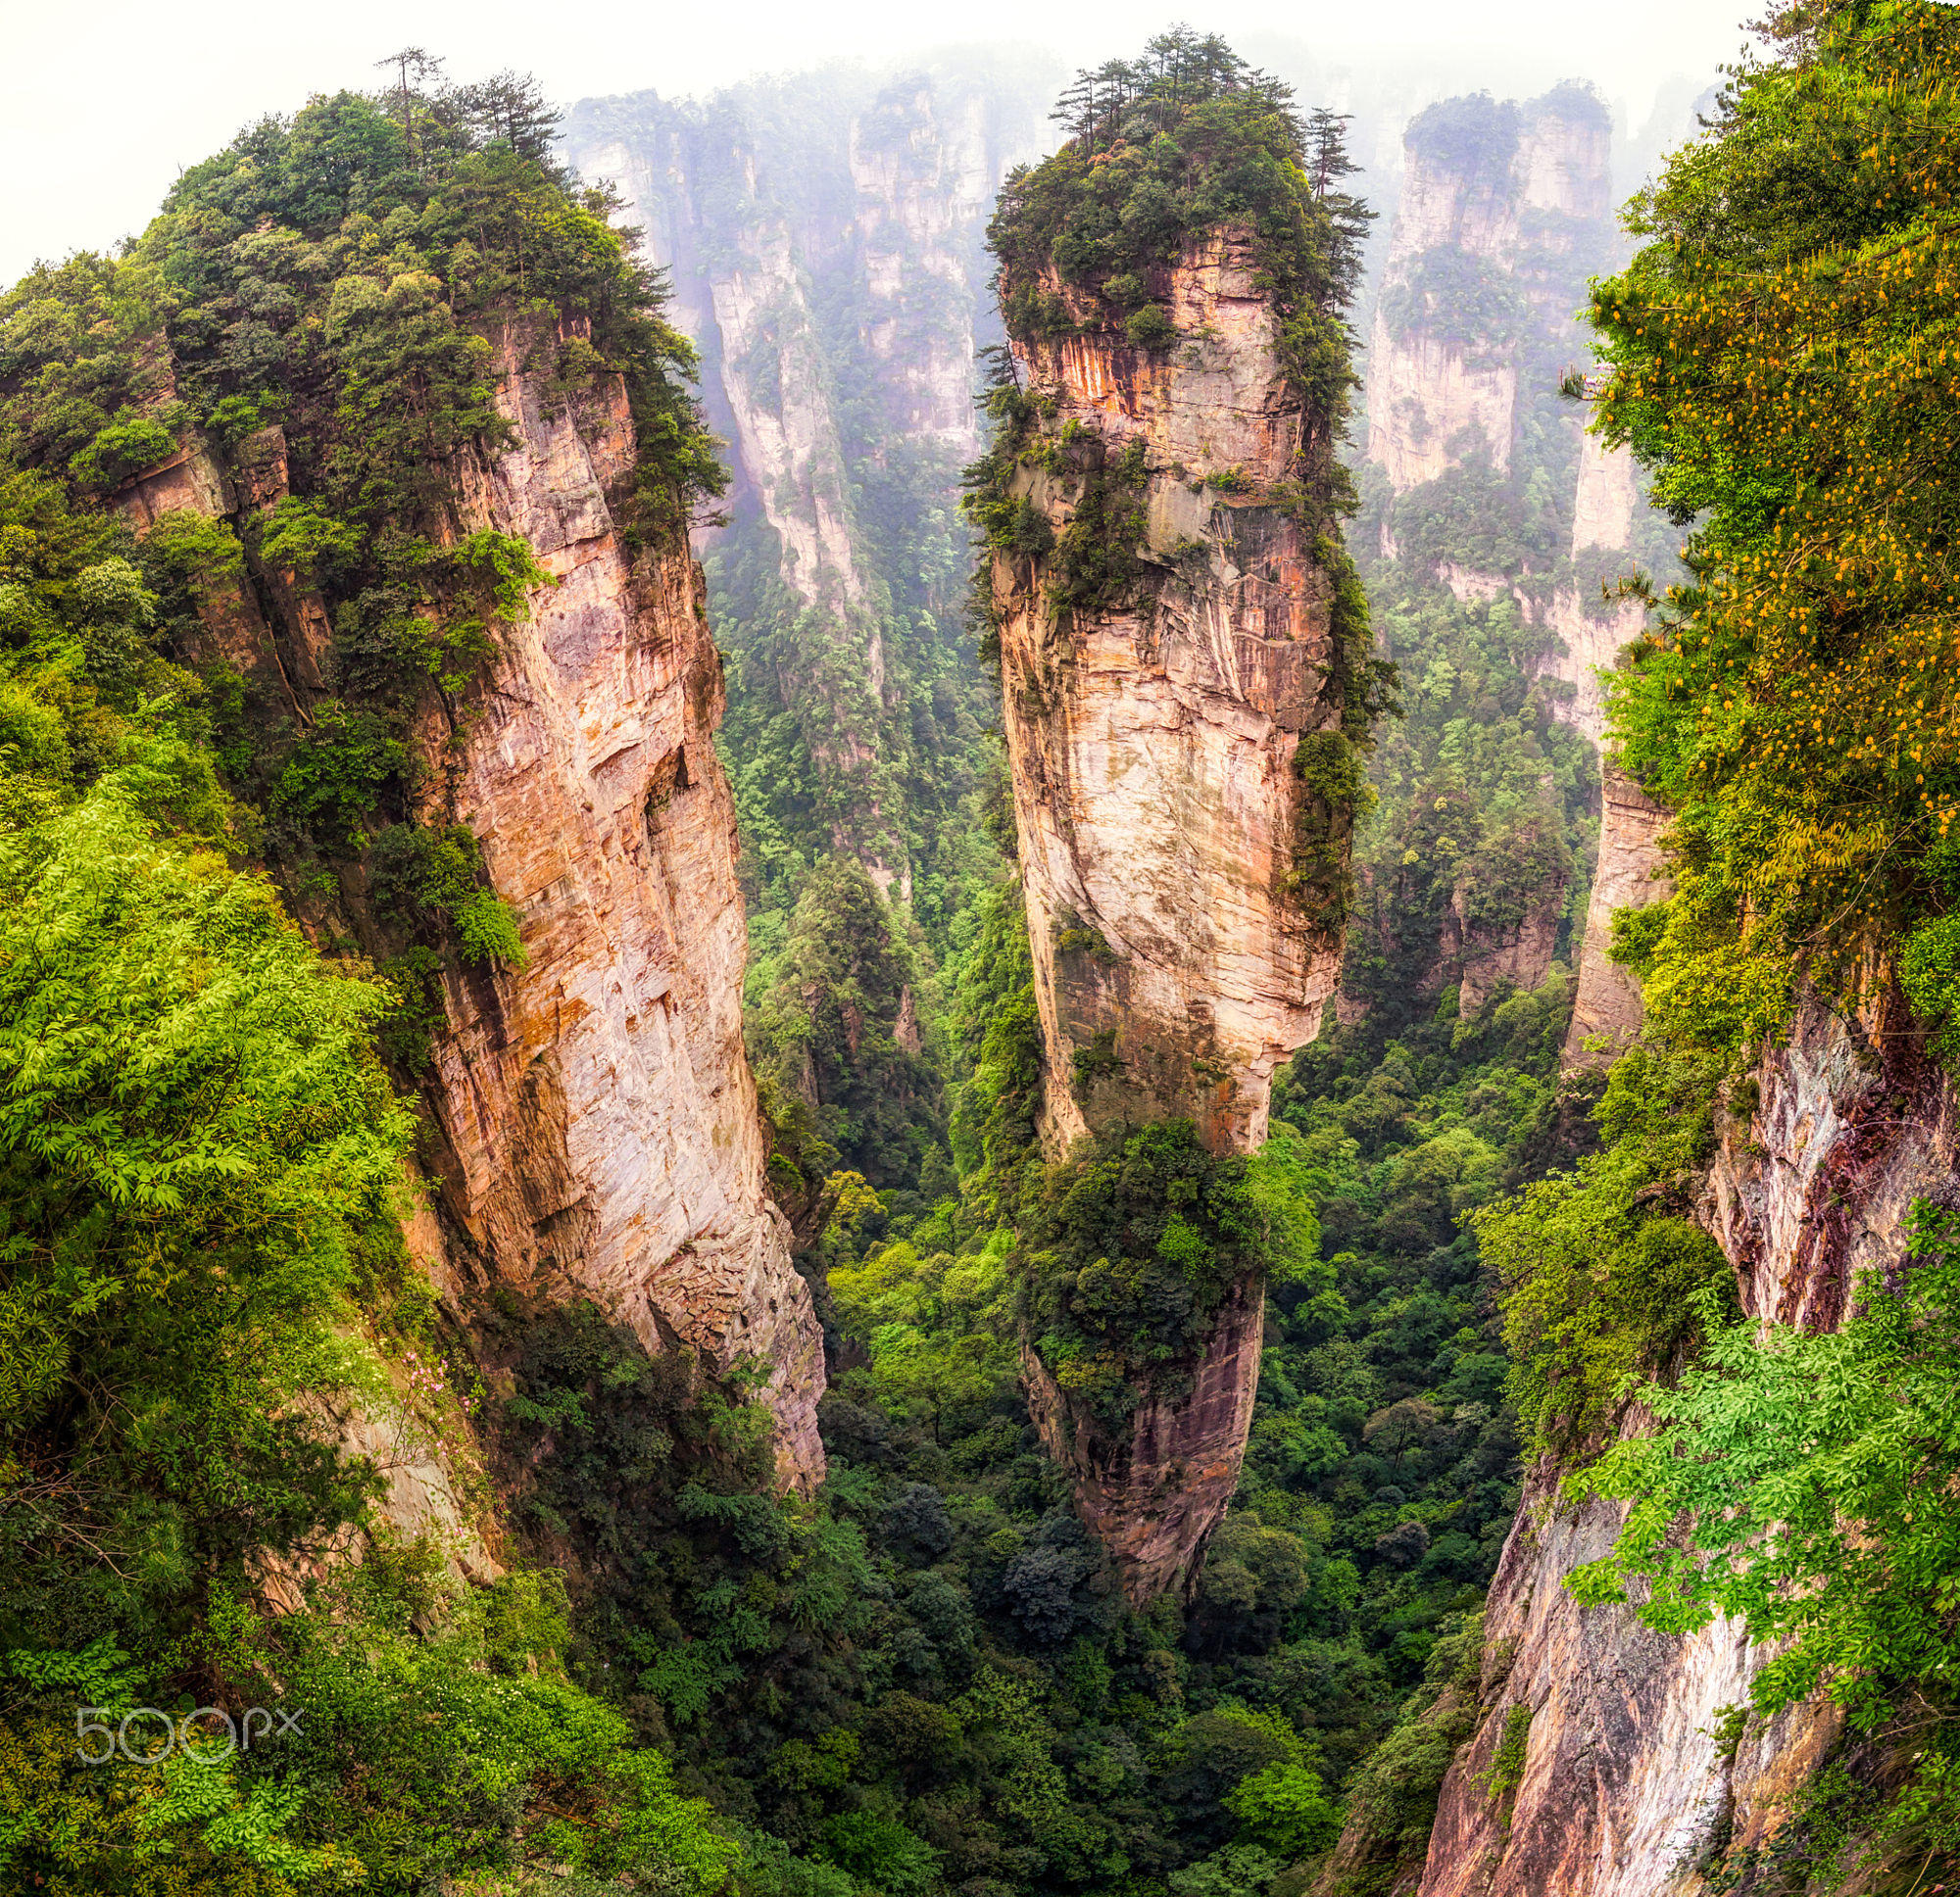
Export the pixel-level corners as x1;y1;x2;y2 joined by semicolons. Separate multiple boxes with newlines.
1558;762;1669;1068
1417;986;1954;1897
564;61;1054;899
993;221;1352;1157
120;319;826;1488
431;322;825;1484
1549;431;1672;1071
1377;18;1960;1884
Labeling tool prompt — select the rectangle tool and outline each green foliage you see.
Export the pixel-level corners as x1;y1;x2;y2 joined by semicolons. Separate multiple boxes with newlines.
1899;908;1960;1067
747;855;943;1194
1473;1043;1732;1452
270;700;406;847
0;70;724;991
992;31;1366;386
1402;93;1523;178
1379;249;1528;353
368;820;527;969
944;876;1046;1214
1224;1759;1342;1858
1243;1121;1332;1292
1564;1198;1960;1882
453;887;526;970
1477;1704;1530;1808
0;72;761;1897
1334;1612;1487;1873
0;781;411;1655
817;1810;939;1893
975;29;1372;598
1014;1121;1263;1421
69;409;178;488
1289;731;1371;919
449;525;552;620
1569;1201;1960;1730
141;507;245;585
1585;1;1960;1039
1046;438;1152;618
257;496;364;580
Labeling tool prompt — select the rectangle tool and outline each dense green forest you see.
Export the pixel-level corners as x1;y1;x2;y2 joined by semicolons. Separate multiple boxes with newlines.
4;4;1960;1894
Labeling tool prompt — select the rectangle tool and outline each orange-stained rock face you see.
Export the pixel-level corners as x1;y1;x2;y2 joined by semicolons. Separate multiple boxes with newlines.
992;223;1349;1601
121;316;825;1489
427;323;824;1485
996;223;1347;1160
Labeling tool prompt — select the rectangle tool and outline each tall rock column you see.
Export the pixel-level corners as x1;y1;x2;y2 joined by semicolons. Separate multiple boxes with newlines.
429;322;826;1484
979;87;1370;1599
1548;430;1675;1072
991;224;1350;1159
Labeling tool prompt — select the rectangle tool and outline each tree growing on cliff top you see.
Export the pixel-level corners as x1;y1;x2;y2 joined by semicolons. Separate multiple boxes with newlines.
978;32;1377;568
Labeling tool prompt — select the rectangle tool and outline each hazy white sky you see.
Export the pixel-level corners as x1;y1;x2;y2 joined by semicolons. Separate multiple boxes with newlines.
1;0;1744;282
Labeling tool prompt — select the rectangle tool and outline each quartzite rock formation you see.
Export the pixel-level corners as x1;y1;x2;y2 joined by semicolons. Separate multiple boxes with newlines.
1362;82;1642;1029
118;317;826;1490
1551;430;1674;1071
1021;1279;1265;1605
1559;761;1671;1069
993;224;1348;1159
990;221;1354;1600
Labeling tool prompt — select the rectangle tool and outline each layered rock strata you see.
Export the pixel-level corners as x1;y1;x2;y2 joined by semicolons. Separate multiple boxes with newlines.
994;225;1348;1159
1418;984;1954;1895
990;223;1353;1600
119;319;825;1487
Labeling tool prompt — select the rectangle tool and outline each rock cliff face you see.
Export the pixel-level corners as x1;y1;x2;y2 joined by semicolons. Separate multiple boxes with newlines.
1021;1279;1267;1604
1358;83;1640;1042
989;223;1353;1599
564;62;1053;887
1547;432;1672;1070
994;226;1348;1159
1446;872;1569;1018
120;319;826;1488
1559;763;1670;1069
1366;85;1613;495
1542;431;1650;744
1418;985;1953;1895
